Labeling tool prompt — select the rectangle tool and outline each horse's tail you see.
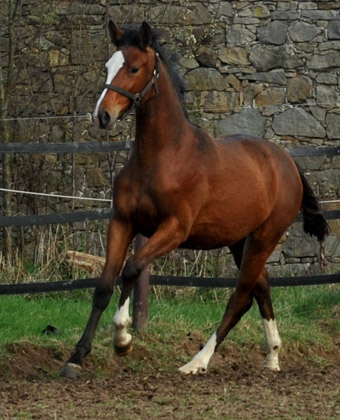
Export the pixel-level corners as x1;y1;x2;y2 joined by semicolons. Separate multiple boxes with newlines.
297;164;329;265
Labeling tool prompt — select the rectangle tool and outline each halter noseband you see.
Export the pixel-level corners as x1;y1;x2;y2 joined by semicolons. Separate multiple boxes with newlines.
103;52;161;120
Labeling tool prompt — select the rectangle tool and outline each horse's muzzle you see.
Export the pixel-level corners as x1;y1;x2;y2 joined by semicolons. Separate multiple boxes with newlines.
97;110;112;129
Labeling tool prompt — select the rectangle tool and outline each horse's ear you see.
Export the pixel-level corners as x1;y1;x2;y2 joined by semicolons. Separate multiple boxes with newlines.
108;20;123;46
138;22;152;50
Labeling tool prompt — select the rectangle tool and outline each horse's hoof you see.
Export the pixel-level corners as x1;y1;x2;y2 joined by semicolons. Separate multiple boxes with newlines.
264;363;281;372
178;360;207;375
114;341;133;357
60;362;82;378
264;356;281;371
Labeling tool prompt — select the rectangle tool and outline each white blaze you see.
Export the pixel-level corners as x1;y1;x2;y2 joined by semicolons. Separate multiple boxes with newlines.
94;50;125;117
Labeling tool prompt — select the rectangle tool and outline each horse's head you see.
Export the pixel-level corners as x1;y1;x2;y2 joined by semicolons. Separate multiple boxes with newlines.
93;21;160;129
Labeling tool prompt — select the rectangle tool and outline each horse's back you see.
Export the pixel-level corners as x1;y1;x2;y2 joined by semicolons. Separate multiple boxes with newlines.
216;134;290;163
214;134;301;191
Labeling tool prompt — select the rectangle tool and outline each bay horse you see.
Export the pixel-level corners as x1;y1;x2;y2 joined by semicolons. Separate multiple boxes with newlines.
60;22;329;378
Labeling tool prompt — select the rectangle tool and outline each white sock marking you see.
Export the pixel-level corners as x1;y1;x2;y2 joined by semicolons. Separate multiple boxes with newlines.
263;319;282;371
93;50;125;117
113;298;132;348
179;332;217;374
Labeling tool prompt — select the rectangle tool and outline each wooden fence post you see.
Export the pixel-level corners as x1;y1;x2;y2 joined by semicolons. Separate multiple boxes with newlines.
132;234;150;331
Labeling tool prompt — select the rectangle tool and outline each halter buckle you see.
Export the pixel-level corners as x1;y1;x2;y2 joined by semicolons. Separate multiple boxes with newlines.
134;93;142;105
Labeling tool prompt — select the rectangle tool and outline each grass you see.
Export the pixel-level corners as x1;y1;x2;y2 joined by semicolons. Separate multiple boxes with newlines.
0;288;339;420
0;285;339;356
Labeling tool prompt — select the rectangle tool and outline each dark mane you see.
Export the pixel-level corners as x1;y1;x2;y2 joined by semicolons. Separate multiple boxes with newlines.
116;25;187;113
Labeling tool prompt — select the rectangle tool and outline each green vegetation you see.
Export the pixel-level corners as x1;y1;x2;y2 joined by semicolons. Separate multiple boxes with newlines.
0;285;339;357
0;286;339;420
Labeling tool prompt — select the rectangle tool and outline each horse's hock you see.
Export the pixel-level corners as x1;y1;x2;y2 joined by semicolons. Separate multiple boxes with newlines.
1;1;340;277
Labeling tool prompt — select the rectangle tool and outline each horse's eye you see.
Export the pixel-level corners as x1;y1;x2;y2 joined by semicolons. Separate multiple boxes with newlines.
130;66;139;74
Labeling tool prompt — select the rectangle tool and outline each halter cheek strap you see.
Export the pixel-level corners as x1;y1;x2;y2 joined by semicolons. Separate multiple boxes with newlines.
103;52;160;120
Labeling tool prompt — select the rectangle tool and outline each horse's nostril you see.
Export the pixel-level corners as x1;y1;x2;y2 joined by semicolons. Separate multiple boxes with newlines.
98;111;111;129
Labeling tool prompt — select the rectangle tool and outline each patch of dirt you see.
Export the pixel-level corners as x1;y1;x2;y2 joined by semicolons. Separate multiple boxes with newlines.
0;337;340;420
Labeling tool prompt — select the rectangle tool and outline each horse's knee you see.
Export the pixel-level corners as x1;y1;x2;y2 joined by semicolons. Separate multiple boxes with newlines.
122;258;142;281
93;284;113;310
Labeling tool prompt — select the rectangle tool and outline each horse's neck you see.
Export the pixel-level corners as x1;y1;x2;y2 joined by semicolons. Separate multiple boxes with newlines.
134;64;192;160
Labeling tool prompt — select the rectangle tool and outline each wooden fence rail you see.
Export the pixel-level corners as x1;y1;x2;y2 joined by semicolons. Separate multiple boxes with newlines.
1;209;340;228
1;273;340;296
0;141;339;156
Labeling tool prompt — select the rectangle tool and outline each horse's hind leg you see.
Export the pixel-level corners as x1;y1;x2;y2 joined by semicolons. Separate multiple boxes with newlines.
178;239;252;375
230;241;282;369
220;240;281;371
179;235;279;374
178;285;254;374
253;269;282;371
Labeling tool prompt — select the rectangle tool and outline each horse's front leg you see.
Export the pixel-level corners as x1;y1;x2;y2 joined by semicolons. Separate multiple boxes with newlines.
113;217;188;356
60;216;134;378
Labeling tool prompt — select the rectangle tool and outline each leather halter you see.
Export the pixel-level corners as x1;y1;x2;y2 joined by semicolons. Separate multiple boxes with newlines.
103;52;160;120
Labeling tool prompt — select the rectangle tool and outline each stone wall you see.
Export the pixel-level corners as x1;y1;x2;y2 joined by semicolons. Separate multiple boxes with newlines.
1;0;340;275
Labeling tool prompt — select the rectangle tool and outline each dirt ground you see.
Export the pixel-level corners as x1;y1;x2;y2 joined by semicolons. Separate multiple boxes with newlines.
0;336;339;420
